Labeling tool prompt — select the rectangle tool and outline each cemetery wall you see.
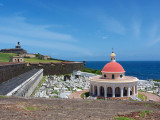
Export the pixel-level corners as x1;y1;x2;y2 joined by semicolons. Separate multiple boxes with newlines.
27;62;84;75
0;63;28;84
0;62;84;84
12;69;43;97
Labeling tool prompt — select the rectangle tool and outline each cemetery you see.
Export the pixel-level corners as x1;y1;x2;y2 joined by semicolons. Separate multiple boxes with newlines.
33;74;91;99
138;79;160;96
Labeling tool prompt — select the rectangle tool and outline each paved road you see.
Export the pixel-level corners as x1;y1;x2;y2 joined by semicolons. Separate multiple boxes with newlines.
69;90;89;99
139;92;160;102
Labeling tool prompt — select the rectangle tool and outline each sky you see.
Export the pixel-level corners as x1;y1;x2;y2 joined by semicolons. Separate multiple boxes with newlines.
0;0;160;61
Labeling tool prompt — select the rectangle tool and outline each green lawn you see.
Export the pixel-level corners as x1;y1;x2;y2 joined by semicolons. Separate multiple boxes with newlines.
0;52;17;62
0;52;61;63
138;93;147;101
24;57;62;63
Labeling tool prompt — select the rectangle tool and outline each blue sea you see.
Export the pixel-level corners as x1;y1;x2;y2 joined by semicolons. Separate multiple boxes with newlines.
84;61;160;80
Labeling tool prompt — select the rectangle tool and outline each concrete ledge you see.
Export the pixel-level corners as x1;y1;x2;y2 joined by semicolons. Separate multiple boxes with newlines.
0;69;43;97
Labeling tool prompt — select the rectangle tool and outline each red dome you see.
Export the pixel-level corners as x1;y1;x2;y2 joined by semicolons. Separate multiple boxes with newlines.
101;62;125;73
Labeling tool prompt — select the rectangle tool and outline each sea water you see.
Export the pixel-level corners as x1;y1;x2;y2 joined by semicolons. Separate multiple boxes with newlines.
84;61;160;80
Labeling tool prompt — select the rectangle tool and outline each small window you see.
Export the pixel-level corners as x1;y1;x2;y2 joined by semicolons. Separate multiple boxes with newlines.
104;75;107;78
120;74;123;78
112;74;114;79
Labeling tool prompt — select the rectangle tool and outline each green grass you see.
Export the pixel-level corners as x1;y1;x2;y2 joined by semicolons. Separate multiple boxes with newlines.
81;92;90;98
38;76;46;88
114;110;153;120
114;117;133;120
139;110;153;118
153;80;160;82
138;93;147;101
145;104;151;107
0;52;62;63
138;90;145;92
25;107;37;110
0;95;8;98
32;76;46;96
82;67;101;75
54;90;58;95
0;52;17;62
24;57;61;63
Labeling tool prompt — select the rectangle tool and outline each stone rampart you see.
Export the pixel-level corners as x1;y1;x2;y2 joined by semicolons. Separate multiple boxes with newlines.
0;62;84;84
12;69;43;97
27;62;84;75
0;63;28;84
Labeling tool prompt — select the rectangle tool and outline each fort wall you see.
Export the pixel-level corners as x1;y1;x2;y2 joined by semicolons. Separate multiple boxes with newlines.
27;62;84;75
0;63;28;84
0;62;84;84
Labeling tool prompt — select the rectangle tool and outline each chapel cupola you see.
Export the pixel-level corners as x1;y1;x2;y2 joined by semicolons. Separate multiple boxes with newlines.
110;48;116;62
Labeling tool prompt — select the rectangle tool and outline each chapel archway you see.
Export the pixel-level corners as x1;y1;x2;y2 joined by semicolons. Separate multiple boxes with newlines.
100;86;104;97
94;86;97;96
115;87;120;97
107;87;112;97
123;87;128;96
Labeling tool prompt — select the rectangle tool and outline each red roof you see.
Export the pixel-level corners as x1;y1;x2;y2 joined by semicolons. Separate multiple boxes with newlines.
101;62;125;73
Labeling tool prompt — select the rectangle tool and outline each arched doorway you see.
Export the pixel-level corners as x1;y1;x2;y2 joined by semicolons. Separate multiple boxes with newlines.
100;86;104;97
123;87;128;96
115;87;120;97
107;87;112;97
94;86;97;96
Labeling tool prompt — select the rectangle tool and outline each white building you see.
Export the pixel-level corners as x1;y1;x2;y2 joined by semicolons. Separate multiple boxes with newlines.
90;51;139;100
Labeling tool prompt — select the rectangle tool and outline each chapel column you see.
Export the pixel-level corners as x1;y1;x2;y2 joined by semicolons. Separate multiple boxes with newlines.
121;86;123;97
133;85;135;96
104;85;107;98
127;85;130;97
90;84;92;95
97;84;100;96
112;86;115;97
92;84;94;96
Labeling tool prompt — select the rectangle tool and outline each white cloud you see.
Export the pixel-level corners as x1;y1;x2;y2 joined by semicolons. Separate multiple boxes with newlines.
0;16;92;56
102;36;108;40
98;15;126;35
133;20;141;38
147;22;160;46
0;16;77;42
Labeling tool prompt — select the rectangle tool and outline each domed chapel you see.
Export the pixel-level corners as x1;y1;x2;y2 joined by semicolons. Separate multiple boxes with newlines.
90;50;139;100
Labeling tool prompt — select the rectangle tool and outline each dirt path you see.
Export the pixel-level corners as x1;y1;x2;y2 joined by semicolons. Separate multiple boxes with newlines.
69;89;89;99
139;92;160;102
0;97;159;120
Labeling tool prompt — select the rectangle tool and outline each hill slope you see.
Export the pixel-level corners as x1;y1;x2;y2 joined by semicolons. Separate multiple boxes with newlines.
0;52;17;62
0;52;62;63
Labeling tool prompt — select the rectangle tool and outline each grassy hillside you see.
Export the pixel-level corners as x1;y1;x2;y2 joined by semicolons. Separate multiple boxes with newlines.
0;52;17;62
24;58;62;63
0;52;62;63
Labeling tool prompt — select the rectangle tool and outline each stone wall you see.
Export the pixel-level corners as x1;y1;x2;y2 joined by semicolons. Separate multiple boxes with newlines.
13;69;43;97
27;62;84;75
0;62;84;84
0;63;28;84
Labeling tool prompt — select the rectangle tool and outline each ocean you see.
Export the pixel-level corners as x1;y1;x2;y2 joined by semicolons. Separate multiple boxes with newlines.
84;61;160;80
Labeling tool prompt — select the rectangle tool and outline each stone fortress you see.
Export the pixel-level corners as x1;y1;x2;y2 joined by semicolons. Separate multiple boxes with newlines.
0;42;27;54
0;42;51;62
0;42;84;86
